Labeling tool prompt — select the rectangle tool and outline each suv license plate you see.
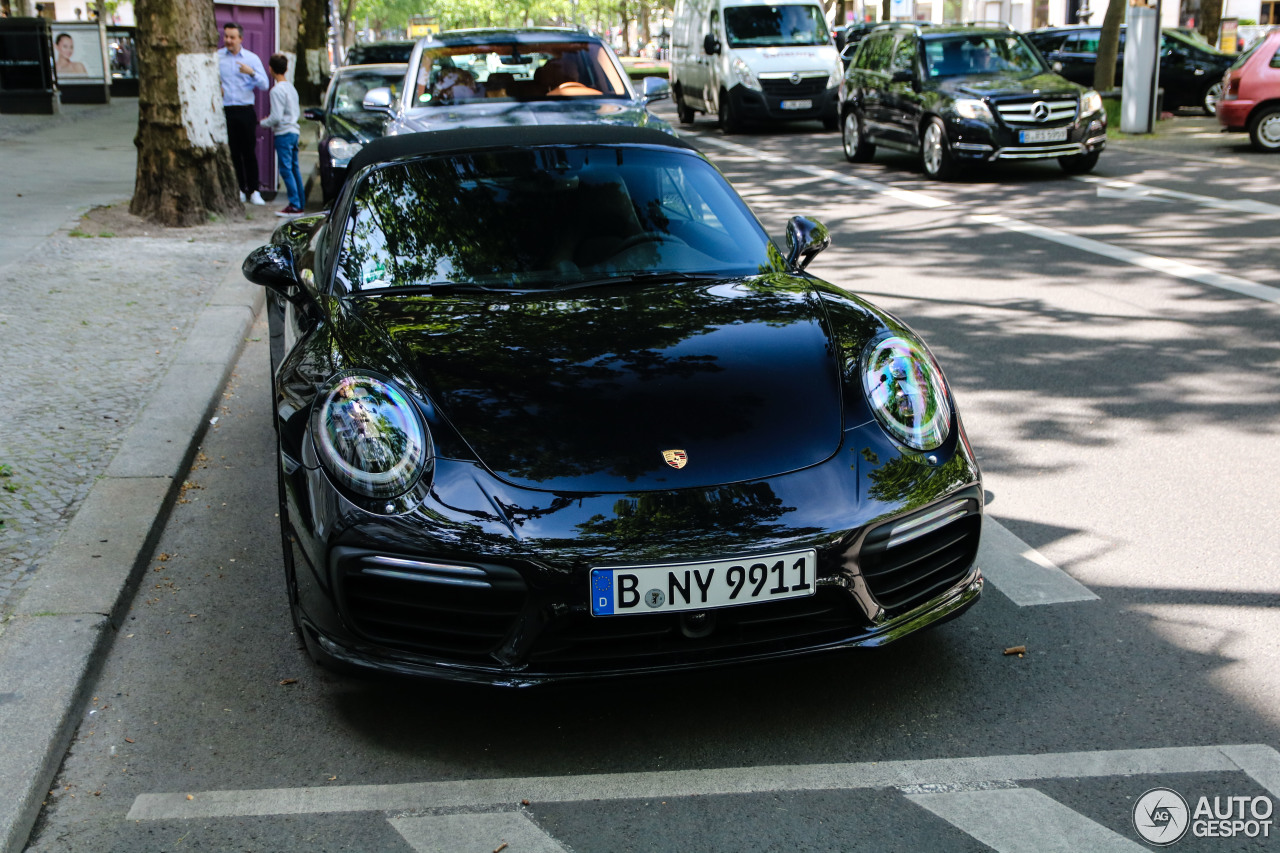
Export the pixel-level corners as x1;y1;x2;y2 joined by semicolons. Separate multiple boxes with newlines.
1020;127;1069;143
590;549;817;616
780;99;813;110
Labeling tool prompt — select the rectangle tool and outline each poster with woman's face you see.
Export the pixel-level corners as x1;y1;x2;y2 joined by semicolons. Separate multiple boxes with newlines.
53;23;105;83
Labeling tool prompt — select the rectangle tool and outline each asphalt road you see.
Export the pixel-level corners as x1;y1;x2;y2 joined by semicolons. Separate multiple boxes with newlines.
23;107;1280;852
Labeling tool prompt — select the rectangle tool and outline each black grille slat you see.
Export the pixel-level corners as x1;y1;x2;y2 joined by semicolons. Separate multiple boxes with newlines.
760;77;828;97
529;590;861;668
859;490;982;617
335;549;527;662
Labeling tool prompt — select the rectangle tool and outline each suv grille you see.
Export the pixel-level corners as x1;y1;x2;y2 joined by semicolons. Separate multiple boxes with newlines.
335;550;527;661
859;489;982;617
760;75;829;97
528;588;862;669
995;98;1078;125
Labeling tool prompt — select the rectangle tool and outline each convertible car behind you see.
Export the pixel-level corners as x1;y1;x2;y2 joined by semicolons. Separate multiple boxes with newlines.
243;125;984;686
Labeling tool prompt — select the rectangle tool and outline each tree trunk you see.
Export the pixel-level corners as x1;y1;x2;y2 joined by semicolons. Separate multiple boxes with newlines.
1199;0;1223;46
130;0;240;226
1093;0;1124;93
295;0;329;105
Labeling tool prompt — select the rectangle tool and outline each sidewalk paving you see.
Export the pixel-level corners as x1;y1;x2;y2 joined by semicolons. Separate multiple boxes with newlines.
0;98;1263;853
0;98;281;853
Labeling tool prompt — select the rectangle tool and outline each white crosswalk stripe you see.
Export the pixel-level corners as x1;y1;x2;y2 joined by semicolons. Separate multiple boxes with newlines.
390;812;568;853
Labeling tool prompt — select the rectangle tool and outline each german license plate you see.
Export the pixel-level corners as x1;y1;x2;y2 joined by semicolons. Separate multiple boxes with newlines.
1019;127;1068;143
590;549;816;616
780;99;813;110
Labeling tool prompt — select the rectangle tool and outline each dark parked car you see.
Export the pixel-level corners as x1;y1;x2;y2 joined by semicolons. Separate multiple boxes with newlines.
840;23;1106;179
343;40;414;66
242;124;984;686
1216;29;1280;151
303;63;407;204
1025;25;1234;114
363;28;672;137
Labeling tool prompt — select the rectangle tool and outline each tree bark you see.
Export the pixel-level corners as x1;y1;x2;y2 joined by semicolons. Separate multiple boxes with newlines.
130;0;240;226
1093;0;1125;94
295;0;329;105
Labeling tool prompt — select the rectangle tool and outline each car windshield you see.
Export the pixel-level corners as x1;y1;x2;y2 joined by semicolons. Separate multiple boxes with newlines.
724;5;831;48
925;33;1045;77
335;146;781;293
411;41;629;105
332;68;405;112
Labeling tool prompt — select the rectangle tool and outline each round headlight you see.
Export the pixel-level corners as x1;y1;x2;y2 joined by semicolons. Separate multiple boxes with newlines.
860;335;952;451
327;137;363;165
311;375;429;498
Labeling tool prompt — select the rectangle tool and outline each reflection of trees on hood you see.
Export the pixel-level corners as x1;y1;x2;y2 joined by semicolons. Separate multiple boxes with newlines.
570;483;819;558
866;451;971;511
350;276;837;484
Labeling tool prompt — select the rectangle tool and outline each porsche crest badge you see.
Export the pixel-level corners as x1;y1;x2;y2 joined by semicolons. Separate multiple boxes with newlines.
662;449;688;469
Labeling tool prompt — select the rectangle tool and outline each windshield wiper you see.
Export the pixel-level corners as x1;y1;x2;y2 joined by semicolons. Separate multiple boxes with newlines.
551;271;731;292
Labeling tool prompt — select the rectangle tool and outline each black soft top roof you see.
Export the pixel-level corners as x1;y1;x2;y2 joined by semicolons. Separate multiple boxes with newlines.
347;126;699;175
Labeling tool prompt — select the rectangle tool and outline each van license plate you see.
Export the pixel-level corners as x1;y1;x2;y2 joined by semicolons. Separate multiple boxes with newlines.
1020;127;1068;143
780;99;813;110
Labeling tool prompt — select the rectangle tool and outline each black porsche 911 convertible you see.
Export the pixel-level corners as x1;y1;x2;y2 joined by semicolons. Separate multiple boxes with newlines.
243;125;983;686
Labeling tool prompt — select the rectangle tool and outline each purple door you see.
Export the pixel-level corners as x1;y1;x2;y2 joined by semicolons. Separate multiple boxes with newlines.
215;3;277;197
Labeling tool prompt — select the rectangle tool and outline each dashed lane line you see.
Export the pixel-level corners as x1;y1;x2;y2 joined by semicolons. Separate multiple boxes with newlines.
390;812;568;853
125;744;1280;821
1072;175;1280;216
686;135;1280;306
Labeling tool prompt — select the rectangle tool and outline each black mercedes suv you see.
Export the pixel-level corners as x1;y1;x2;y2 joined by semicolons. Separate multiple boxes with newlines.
839;23;1107;179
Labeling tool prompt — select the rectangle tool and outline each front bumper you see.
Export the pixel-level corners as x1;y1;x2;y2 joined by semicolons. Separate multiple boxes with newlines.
946;112;1107;163
727;82;839;124
284;432;985;686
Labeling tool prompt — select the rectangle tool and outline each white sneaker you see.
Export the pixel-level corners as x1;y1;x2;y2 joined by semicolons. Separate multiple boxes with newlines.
239;190;246;203
248;191;266;206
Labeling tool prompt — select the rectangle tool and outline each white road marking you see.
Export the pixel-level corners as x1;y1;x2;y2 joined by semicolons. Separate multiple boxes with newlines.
906;787;1148;852
980;518;1099;606
694;136;952;208
390;812;568;853
972;214;1280;305
1073;175;1280;216
125;744;1277;820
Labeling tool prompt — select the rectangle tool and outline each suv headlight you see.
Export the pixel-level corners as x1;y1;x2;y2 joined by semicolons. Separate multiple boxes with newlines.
311;374;431;499
731;56;762;91
860;334;952;452
327;137;364;167
953;98;993;121
1080;89;1103;116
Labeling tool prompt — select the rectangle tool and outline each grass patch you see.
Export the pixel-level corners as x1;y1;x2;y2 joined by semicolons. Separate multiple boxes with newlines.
68;228;92;238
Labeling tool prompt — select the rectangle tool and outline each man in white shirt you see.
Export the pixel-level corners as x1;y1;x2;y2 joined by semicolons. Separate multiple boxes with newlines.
218;23;269;205
261;53;305;215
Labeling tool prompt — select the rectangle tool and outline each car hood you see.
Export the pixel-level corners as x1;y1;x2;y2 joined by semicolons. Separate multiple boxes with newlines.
328;110;389;143
727;45;839;72
388;99;674;135
348;276;849;493
940;71;1085;99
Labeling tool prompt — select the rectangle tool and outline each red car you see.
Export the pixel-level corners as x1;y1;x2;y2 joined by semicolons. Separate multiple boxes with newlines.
1216;29;1280;152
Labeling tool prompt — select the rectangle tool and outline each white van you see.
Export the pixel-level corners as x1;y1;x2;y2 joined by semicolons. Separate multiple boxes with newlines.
670;0;841;132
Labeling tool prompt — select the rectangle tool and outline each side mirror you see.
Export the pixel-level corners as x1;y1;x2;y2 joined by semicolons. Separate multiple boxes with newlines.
302;107;325;122
362;87;394;112
641;76;671;103
242;244;299;294
785;216;830;272
703;33;721;55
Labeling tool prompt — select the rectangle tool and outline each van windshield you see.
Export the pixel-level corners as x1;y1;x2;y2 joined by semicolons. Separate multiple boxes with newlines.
724;5;831;48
